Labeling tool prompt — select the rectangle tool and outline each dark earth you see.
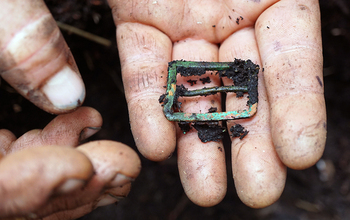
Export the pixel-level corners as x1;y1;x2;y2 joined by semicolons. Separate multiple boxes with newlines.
199;77;211;84
192;121;226;143
230;124;249;140
1;0;350;219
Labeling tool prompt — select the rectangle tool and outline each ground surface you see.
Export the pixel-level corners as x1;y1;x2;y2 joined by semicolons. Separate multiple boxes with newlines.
1;0;350;219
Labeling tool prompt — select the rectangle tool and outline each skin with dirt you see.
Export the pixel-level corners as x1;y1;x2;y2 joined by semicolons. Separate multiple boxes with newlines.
1;0;348;219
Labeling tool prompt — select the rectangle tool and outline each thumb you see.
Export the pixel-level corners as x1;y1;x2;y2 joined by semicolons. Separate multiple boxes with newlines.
0;0;85;114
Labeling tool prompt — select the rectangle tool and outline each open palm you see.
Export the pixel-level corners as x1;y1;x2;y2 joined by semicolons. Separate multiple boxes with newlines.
109;0;326;207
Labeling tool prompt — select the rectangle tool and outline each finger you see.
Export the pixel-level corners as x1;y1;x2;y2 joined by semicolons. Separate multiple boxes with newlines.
41;106;102;145
219;27;286;208
173;39;227;207
3;107;102;154
77;140;141;188
108;0;277;43
36;140;141;218
256;0;326;169
0;0;85;114
42;184;131;220
0;129;16;155
0;146;93;218
116;22;175;161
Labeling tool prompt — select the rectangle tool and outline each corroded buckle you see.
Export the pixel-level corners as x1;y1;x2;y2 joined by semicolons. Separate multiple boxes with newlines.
160;59;259;122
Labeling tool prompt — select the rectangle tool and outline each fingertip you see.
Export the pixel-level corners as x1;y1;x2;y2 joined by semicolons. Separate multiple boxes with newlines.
187;190;226;207
178;133;227;207
0;146;93;216
232;137;286;208
271;95;327;170
78;140;141;180
41;66;86;113
0;129;16;154
0;129;16;142
39;106;102;146
129;100;177;161
187;187;226;207
275;127;326;170
133;121;176;162
73;106;103;130
1;9;85;114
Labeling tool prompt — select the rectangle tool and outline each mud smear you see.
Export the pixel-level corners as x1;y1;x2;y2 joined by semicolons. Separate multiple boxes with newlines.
192;122;226;143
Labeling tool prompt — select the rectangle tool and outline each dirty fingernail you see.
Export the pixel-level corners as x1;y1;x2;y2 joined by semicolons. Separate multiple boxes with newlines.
42;66;85;110
108;193;126;202
27;213;38;219
95;194;119;207
109;174;134;188
80;127;101;141
55;179;86;194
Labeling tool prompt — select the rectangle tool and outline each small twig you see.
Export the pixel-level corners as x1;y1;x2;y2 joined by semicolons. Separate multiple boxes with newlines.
56;21;112;47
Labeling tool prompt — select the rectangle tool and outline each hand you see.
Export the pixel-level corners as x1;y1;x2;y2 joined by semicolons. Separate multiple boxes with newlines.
109;0;326;207
0;107;141;219
0;1;141;219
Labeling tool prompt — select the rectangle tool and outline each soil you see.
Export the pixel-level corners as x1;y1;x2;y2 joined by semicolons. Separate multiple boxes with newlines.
175;65;206;77
208;107;217;113
177;122;192;134
1;0;350;219
192;122;226;143
199;77;211;84
230;124;249;140
187;79;197;86
218;59;259;102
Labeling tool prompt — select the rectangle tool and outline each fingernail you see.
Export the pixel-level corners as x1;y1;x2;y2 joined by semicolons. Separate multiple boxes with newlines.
27;213;38;219
95;194;119;207
109;174;134;188
108;193;126;202
55;179;86;194
42;66;85;110
80;127;101;141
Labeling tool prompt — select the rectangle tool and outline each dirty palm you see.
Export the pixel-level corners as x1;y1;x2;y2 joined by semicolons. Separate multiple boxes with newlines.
111;0;326;207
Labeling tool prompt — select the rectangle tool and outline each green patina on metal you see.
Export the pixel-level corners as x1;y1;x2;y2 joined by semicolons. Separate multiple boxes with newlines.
161;59;259;122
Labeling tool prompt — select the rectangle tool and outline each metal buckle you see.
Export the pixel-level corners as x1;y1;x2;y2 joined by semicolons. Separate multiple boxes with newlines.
160;59;259;122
